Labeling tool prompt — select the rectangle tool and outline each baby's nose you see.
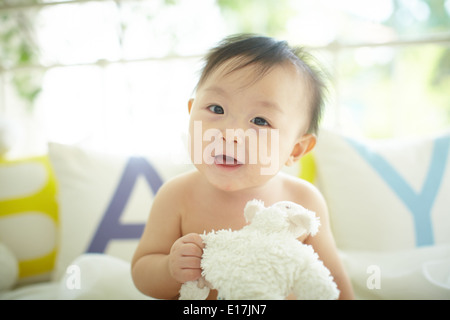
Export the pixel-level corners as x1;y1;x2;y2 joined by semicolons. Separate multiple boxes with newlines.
222;128;244;144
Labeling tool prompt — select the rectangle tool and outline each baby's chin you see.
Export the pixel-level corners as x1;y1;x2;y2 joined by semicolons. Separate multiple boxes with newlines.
199;166;277;193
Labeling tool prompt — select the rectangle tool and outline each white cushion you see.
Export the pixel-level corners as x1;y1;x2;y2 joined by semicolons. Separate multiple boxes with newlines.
48;143;193;279
314;130;450;251
0;156;59;284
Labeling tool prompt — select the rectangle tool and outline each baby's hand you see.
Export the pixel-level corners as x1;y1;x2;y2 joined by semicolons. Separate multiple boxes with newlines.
168;233;204;284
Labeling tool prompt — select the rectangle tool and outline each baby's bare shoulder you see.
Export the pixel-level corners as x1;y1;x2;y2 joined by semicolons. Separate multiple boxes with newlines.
279;171;320;194
279;172;327;214
149;170;199;212
156;169;199;196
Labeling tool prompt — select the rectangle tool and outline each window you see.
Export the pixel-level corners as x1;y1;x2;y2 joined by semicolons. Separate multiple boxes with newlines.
1;0;449;157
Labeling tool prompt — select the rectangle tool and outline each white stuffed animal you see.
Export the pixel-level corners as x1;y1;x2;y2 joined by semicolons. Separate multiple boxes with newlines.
179;199;339;300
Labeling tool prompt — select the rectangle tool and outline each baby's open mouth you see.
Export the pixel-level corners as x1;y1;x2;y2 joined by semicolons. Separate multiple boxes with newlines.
214;155;243;166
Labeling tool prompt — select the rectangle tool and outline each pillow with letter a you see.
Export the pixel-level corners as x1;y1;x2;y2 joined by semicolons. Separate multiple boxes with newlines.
48;142;193;279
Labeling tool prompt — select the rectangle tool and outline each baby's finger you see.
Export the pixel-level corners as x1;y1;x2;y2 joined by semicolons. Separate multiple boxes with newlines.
182;233;205;249
170;263;202;283
180;268;202;283
182;242;203;258
180;256;202;269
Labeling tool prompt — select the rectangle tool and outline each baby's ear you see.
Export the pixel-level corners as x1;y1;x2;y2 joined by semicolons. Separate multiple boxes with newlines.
286;134;316;166
244;199;265;222
188;98;194;114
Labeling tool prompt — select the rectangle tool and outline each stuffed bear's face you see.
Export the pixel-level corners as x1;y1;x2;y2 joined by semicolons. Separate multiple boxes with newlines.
271;201;302;214
245;200;318;238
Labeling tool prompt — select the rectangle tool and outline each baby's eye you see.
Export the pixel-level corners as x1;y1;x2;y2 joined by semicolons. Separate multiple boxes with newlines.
208;105;224;114
251;117;270;127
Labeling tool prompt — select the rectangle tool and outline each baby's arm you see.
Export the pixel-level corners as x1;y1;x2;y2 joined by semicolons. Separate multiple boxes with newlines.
131;180;203;299
302;185;355;300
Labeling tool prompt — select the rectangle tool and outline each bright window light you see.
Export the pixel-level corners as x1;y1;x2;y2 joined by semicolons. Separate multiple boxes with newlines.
1;0;449;158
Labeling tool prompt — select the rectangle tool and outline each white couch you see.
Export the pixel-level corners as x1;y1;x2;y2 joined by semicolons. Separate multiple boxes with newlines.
1;130;449;299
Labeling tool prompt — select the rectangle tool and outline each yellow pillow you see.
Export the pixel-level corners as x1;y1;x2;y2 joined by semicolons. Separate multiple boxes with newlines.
299;151;316;184
0;155;59;283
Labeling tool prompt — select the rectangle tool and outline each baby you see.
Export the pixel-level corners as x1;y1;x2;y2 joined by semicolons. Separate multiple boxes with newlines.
131;34;354;300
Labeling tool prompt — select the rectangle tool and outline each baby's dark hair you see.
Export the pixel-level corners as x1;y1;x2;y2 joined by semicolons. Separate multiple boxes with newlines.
196;34;326;134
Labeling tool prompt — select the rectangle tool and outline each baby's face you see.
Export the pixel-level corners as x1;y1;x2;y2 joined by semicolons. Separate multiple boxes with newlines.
188;59;311;192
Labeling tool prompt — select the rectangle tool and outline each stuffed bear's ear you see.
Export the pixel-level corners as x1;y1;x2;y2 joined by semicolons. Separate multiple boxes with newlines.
244;199;265;222
288;209;320;238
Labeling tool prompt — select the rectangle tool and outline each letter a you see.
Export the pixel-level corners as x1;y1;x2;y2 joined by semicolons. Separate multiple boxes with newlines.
366;265;381;290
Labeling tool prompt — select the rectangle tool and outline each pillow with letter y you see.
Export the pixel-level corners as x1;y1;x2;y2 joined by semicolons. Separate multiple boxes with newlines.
314;130;450;251
313;130;450;299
